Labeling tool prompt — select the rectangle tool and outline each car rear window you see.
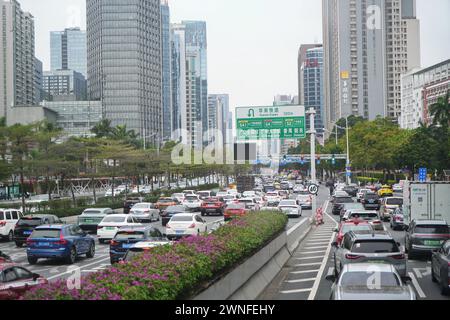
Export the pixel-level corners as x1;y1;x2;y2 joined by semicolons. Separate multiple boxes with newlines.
30;229;61;239
17;218;42;227
83;210;102;215
158;199;173;203
341;225;372;233
386;198;403;206
133;204;149;209
336;197;353;203
227;204;245;209
415;225;449;234
102;216;126;223
352;240;399;253
171;216;194;222
280;200;297;206
340;272;400;287
350;213;379;220
365;194;379;199
115;231;145;240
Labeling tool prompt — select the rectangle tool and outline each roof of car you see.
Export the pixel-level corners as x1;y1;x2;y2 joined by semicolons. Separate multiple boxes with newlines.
21;214;57;219
413;220;448;225
347;230;394;240
342;219;371;225
35;224;67;230
171;213;197;217
117;225;155;232
344;263;396;273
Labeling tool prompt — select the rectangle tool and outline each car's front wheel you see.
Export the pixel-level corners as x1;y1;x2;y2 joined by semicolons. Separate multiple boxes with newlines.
7;230;13;242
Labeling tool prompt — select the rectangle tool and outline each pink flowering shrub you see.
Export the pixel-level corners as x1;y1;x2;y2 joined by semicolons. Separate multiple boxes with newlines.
23;211;288;300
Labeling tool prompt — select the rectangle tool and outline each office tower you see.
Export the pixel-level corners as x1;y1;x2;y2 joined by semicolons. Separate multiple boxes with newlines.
43;70;87;101
50;28;87;78
273;95;293;106
0;0;35;118
208;94;230;144
298;44;323;105
322;0;420;130
86;0;162;139
171;21;208;148
304;47;324;134
161;0;172;142
34;58;43;105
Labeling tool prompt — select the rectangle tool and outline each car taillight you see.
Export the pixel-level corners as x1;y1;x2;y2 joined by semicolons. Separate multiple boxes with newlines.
110;240;119;246
189;223;196;228
391;254;405;260
55;233;68;245
345;254;363;260
0;221;5;227
26;238;35;245
372;220;381;224
143;210;150;213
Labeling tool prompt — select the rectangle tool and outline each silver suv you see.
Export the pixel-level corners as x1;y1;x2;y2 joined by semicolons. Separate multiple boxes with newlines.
333;230;407;277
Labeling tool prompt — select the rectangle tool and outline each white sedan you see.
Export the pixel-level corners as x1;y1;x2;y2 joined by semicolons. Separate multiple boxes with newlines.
129;203;160;223
278;200;302;218
97;214;141;244
165;213;208;240
182;195;202;209
296;194;312;209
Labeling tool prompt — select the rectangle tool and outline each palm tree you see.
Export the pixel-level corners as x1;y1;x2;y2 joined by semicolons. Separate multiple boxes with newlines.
91;119;113;138
111;125;137;140
429;90;450;129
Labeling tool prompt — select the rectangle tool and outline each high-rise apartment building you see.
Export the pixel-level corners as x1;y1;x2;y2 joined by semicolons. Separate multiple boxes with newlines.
86;0;162;139
34;58;43;105
322;0;420;131
0;0;35;118
304;47;324;134
43;70;87;101
161;0;172;142
298;44;323;105
170;21;208;149
208;94;230;144
50;28;87;78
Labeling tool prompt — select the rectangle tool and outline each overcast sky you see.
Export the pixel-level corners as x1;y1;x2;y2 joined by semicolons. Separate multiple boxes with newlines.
21;0;450;111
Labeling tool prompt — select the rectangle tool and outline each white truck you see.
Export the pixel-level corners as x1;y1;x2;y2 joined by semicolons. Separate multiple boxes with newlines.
403;181;450;225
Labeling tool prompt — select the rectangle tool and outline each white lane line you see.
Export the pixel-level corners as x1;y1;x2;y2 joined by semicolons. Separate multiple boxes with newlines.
290;269;320;275
303;245;329;250
306;240;331;244
47;256;110;280
293;262;323;267
308;200;338;301
408;272;426;299
308;237;333;241
294;256;324;260
280;288;312;294
285;278;316;284
326;267;334;277
295;250;326;255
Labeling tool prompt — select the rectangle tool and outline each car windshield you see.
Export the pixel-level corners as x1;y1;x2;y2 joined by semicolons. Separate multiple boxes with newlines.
115;231;145;240
102;216;126;223
386;198;403;205
30;229;61;239
415;225;449;234
352;240;399;253
185;196;199;201
280;200;296;206
166;206;187;213
171;216;194;222
17;218;42;226
350;213;379;220
336;197;353;203
158;199;173;203
365;194;379;199
341;225;372;233
340;272;400;287
82;210;103;215
227;204;245;209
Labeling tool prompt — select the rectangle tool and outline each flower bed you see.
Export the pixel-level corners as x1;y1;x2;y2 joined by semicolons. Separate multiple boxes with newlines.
23;211;288;300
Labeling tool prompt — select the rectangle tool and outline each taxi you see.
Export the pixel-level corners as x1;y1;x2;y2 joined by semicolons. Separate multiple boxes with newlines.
377;185;394;198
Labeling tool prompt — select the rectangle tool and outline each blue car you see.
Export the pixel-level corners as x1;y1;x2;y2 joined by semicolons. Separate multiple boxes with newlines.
26;224;95;265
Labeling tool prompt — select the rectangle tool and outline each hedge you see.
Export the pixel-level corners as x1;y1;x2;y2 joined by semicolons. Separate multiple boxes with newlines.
22;211;288;300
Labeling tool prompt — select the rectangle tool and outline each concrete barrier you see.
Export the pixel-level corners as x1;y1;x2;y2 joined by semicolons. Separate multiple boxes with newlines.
193;217;313;300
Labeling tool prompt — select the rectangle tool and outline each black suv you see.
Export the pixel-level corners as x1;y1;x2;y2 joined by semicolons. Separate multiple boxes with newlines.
406;220;450;259
13;215;63;247
361;192;380;210
332;196;354;215
342;185;358;197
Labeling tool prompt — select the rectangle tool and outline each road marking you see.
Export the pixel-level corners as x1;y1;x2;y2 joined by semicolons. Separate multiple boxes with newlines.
308;200;338;301
47;256;110;280
326;267;334;277
295;250;326;255
408;272;426;299
306;240;331;245
294;256;324;260
285;278;316;283
280;288;312;294
293;262;323;267
308;236;333;240
290;269;320;275
303;245;328;250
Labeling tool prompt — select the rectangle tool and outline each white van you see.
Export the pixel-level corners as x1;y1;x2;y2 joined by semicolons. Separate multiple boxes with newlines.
0;209;24;241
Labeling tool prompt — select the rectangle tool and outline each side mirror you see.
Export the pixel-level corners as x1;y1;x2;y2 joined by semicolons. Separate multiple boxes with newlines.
331;242;338;248
325;274;336;282
32;273;40;281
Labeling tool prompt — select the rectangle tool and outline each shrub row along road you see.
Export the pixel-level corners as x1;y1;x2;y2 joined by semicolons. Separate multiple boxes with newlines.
259;188;450;301
0;214;224;283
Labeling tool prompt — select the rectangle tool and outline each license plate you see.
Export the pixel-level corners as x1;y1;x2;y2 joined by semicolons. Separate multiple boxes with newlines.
105;227;116;231
176;230;184;234
85;219;94;223
23;231;32;235
367;260;385;264
122;243;133;249
424;240;441;246
38;242;50;246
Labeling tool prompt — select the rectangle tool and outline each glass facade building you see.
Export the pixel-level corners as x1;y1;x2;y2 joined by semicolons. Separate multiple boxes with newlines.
304;47;324;134
86;0;162;139
50;28;87;78
161;1;172;142
43;70;87;101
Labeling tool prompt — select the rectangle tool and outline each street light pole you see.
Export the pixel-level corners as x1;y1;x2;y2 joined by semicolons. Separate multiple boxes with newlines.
345;116;351;185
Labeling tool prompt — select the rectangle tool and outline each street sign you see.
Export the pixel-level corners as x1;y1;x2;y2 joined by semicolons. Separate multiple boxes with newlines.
418;168;427;182
308;184;319;195
236;105;306;141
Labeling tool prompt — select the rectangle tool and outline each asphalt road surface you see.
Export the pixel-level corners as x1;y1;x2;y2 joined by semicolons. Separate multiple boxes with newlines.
260;188;450;301
0;214;224;283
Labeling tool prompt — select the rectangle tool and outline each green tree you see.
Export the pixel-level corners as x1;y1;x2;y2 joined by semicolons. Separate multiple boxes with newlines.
91;119;114;138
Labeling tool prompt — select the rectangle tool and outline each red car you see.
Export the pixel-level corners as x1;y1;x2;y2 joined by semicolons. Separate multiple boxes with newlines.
224;203;248;221
200;197;225;216
334;219;373;246
0;263;48;300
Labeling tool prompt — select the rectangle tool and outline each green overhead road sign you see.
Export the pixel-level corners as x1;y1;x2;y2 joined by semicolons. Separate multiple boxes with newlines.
236;105;306;141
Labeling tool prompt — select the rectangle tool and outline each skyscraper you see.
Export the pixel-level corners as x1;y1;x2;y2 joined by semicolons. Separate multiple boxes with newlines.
43;70;87;101
161;0;172;142
50;28;87;78
34;58;43;105
322;0;420;131
86;0;162;139
0;0;35;118
304;47;324;134
171;21;208;149
208;94;230;144
298;44;323;105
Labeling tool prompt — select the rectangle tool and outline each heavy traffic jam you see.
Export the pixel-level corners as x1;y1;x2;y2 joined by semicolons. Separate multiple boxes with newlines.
0;174;449;300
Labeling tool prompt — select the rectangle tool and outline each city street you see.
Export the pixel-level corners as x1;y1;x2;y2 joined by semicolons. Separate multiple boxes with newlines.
259;188;450;301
